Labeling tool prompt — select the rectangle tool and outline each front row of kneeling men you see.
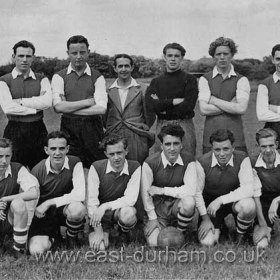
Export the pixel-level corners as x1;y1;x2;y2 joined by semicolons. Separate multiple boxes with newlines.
0;124;278;256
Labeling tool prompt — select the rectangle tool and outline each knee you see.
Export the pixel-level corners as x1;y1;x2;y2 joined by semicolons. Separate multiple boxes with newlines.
10;198;27;215
236;198;256;217
65;202;86;221
179;196;195;216
118;207;137;226
29;236;51;255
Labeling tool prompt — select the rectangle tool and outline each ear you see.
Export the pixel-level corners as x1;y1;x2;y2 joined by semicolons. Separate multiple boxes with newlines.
12;54;16;63
44;146;49;155
65;145;70;154
276;141;279;149
104;151;108;158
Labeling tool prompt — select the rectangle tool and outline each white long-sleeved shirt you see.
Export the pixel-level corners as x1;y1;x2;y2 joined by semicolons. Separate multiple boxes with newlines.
195;153;254;216
87;160;141;217
1;164;39;226
0;68;52;115
141;152;197;220
43;156;85;207
51;63;107;109
256;72;280;122
198;65;250;103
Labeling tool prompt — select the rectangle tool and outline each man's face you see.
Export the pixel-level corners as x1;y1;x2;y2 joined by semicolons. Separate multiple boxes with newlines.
259;136;278;165
161;135;182;164
0;147;12;173
105;141;128;172
212;139;234;166
67;43;90;71
12;47;34;73
214;46;233;71
164;48;183;72
44;138;69;167
272;50;280;75
114;57;134;81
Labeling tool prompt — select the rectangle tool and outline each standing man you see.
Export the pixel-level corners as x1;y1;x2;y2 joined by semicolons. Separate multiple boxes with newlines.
251;128;280;248
198;37;250;154
145;43;198;156
0;138;38;256
52;35;108;169
106;54;154;164
87;134;140;251
28;131;86;255
0;40;52;169
195;129;256;246
141;124;196;246
257;44;280;141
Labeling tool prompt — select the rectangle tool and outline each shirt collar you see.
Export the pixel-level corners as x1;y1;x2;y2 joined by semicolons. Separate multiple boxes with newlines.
105;159;129;175
45;156;70;174
211;153;234;167
161;152;184;168
273;72;280;83
12;67;36;80
212;64;237;78
109;78;139;89
255;150;280;168
67;63;91;76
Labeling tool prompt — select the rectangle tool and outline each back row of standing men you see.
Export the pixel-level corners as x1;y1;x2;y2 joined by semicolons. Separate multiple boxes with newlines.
0;35;279;255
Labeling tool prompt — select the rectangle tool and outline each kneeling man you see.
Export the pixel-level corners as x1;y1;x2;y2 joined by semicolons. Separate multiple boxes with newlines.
29;131;86;255
195;129;256;246
141;124;196;246
0;138;38;256
87;134;141;251
252;128;280;248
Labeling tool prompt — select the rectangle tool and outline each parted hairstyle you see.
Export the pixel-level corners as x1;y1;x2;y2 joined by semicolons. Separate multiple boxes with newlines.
0;138;13;150
163;43;186;57
114;54;134;67
209;129;235;145
256;128;278;145
13;40;35;55
45;131;70;146
101;134;128;151
271;44;280;57
208;37;238;57
67;35;89;50
158;124;185;143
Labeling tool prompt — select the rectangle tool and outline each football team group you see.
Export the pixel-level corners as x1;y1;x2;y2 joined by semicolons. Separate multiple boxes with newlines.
0;34;280;258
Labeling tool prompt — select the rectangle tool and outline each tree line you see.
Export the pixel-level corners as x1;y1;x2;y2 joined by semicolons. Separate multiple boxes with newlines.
0;52;275;80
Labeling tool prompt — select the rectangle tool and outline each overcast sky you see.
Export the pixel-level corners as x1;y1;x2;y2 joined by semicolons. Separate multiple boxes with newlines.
0;0;279;65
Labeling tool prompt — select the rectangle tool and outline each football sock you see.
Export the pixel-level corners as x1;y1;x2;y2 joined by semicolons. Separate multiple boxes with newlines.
13;227;28;251
118;220;137;233
177;211;193;232
66;219;84;238
236;216;254;234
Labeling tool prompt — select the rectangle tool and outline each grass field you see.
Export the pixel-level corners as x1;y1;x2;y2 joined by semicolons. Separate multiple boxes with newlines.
0;79;278;280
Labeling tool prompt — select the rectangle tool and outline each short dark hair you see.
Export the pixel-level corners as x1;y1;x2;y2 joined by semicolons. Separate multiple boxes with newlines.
45;131;70;146
271;44;280;57
13;40;35;55
209;129;235;145
158;124;185;143
256;128;278;145
67;35;89;50
101;134;128;151
208;37;238;57
0;138;13;150
163;43;186;57
114;54;134;67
